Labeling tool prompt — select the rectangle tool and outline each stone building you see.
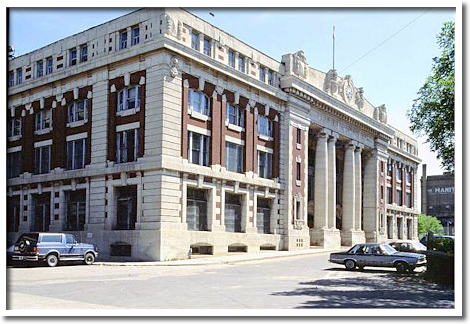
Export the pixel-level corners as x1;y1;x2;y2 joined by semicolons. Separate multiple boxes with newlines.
421;164;454;235
7;8;421;261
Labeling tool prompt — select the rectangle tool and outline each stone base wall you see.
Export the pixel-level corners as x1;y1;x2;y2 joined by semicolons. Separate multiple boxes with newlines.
310;228;341;249
341;229;366;246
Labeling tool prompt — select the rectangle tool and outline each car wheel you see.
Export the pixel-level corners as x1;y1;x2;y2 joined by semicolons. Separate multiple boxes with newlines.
46;254;59;267
345;259;356;270
84;253;95;265
395;262;407;273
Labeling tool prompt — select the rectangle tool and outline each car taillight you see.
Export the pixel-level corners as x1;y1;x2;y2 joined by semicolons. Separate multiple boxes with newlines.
34;247;38;254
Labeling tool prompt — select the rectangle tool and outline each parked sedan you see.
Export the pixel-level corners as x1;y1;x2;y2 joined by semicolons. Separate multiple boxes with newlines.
329;243;426;273
389;240;427;254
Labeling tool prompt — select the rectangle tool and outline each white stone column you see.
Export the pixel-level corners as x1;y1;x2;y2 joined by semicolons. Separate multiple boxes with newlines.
327;133;337;229
314;131;328;229
342;141;356;232
354;144;363;231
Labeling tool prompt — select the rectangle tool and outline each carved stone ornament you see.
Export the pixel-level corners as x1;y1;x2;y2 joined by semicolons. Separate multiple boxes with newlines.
355;87;365;110
170;56;179;78
162;14;177;37
177;21;183;40
341;75;355;104
293;50;307;78
378;104;387;123
324;69;339;95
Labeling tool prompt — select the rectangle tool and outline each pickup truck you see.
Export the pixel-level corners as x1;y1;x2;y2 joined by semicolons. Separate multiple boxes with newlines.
12;232;98;267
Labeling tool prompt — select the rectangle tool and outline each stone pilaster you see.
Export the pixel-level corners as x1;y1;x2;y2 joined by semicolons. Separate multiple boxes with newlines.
313;131;328;229
354;144;363;231
327;133;337;229
342;141;356;233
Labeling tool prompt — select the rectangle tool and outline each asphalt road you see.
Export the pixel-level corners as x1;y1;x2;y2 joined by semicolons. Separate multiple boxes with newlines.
7;253;454;310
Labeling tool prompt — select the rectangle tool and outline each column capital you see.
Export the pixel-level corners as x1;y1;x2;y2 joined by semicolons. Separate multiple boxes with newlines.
317;132;328;140
345;141;356;150
355;143;364;152
328;132;338;142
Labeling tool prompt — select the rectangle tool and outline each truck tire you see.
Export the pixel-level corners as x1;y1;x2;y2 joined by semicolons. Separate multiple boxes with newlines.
46;254;59;267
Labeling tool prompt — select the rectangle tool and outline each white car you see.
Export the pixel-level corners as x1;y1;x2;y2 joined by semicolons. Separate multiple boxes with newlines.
329;243;427;273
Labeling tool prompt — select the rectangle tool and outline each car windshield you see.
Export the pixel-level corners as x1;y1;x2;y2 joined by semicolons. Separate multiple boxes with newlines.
381;244;397;255
411;241;427;250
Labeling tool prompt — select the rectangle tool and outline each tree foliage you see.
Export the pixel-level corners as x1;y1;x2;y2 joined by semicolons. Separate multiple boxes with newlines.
407;21;455;173
418;214;444;236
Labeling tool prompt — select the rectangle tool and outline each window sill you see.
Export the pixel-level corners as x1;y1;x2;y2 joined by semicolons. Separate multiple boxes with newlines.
34;128;52;136
296;143;302;150
8;135;22;142
117;107;140;117
189;110;210;122
227;124;244;133
259;134;273;142
296;180;301;187
67;120;87;128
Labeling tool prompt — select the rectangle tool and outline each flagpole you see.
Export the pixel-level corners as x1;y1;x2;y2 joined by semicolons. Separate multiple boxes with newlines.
333;25;335;70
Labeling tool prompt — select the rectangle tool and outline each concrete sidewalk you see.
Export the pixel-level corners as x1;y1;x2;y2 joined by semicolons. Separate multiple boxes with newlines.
95;247;347;267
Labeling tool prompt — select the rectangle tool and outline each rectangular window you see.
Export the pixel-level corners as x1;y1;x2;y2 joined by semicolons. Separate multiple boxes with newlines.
9;71;14;86
34;145;51;174
16;68;22;84
191;31;199;50
406;192;412;208
115;185;137;230
35;109;53;131
7;151;22;178
258;151;272;179
238;55;245;73
80;44;88;63
225;193;242;233
396;189;403;206
228;50;235;68
226;142;244;173
36;60;43;77
117;128;139;163
406;171;412;184
387;187;392;204
187;188;208;231
8;117;22;137
267;70;274;86
387;163;392;177
257;115;273;137
188;89;210;116
259;66;265;82
119;30;128;49
118;86;141;111
380;185;384;200
226;103;244;127
296;128;302;145
396;168;402;181
203;37;211;56
65;190;86;231
7;196;20;232
46;57;53;74
67;100;88;123
257;198;271;234
69;48;77;66
296;162;301;181
66;138;86;170
131;26;140;46
188;132;210;166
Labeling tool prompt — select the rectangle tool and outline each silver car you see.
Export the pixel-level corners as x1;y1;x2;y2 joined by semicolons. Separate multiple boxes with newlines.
329;243;427;273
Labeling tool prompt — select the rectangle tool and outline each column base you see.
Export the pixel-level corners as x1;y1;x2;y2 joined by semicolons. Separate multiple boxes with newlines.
309;227;341;249
341;229;366;246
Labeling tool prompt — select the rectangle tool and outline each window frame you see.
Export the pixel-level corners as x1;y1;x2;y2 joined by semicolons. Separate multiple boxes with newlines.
16;68;22;84
69;48;77;66
36;60;44;78
191;31;200;51
238;55;245;73
118;85;141;112
66;138;87;170
257;115;273;137
188;131;210;167
46;57;53;74
203;37;211;56
119;30;128;50
9;71;14;86
259;66;265;82
226;103;244;128
116;128;139;164
35;109;53;131
188;89;210;116
228;50;235;68
267;70;274;86
131;26;140;46
7;151;22;178
257;150;273;179
225;141;244;173
67;99;88;124
296;162;301;181
80;44;88;63
8;117;22;137
34;145;51;175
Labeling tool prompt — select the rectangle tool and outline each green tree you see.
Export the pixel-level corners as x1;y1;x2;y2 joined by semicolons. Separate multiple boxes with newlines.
418;214;444;236
407;21;455;173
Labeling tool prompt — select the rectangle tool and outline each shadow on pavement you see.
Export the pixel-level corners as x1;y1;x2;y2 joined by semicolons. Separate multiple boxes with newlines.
272;271;454;308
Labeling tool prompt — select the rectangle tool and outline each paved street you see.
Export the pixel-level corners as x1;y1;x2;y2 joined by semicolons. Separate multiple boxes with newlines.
7;253;454;309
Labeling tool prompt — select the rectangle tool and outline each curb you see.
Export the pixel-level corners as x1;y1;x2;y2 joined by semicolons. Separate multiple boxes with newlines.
94;248;346;267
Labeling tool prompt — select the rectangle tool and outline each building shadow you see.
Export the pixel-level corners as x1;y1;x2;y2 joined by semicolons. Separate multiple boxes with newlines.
272;270;454;308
